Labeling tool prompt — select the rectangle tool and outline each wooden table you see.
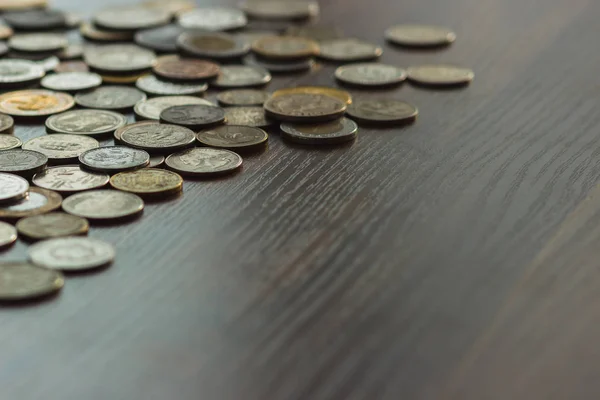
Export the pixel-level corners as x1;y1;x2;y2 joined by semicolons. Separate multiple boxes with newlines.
3;0;599;398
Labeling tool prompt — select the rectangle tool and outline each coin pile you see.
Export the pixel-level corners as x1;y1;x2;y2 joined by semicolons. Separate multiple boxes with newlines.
0;0;474;302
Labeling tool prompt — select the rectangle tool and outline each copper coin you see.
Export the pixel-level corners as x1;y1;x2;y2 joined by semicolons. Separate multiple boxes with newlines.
153;55;220;81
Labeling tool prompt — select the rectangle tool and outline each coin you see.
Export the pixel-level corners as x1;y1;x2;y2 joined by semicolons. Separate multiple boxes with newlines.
264;93;346;122
29;237;115;271
212;65;271;88
84;45;156;74
135;24;183;53
406;64;474;87
346;99;418;125
54;61;89;73
166;147;242;177
0;149;47;177
16;212;89;241
178;32;250;60
224;107;273;128
272;86;352;105
197;126;268;151
79;146;150;173
153;55;220;81
142;0;194;15
242;0;319;20
0;262;64;301
178;7;247;31
114;120;158;143
36;56;59;73
110;168;183;197
0;187;61;220
94;6;171;31
217;89;271;106
252;36;319;60
148;155;164;168
33;165;109;193
0;59;45;87
75;86;146;110
41;72;102;92
0;113;14;134
236;31;278;47
318;39;382;62
46;109;127;137
244;54;315;73
160;104;226;129
134;95;215;120
136;75;208;96
120;123;196;153
57;44;84;60
285;25;343;42
0;135;21;150
3;9;67;31
0;221;17;248
335;63;408;87
9;33;67;53
0;173;28;204
280;117;358;145
23;134;99;162
385;24;456;47
100;72;149;85
0;90;74;117
62;189;144;221
80;22;134;42
0;26;13;40
0;42;8;57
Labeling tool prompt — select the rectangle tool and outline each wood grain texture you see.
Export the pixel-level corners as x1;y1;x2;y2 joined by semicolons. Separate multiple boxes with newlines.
3;0;600;398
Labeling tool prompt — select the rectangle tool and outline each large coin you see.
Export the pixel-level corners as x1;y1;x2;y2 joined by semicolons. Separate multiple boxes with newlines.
160;104;226;129
0;149;47;177
135;24;183;53
280;117;358;145
41;72;102;92
33;165;109;193
75;86;146;110
3;9;67;31
0;187;61;220
110;168;183;197
84;45;156;74
252;36;319;60
0;135;21;150
136;75;208;96
0;90;74;117
46;109;127;136
197;125;268;151
79;146;150;173
94;6;171;31
178;7;247;31
0;59;45;86
264;93;346;122
346;99;418;125
16;212;89;241
153;55;220;81
0;221;17;248
318;38;382;62
29;237;115;271
217;89;271;106
178;32;250;60
335;63;407;87
80;22;134;42
23;134;99;162
0;262;64;301
385;24;456;47
244;54;315;73
166;147;242;177
61;189;144;221
120;123;196;153
241;1;319;20
134;95;215;120
212;65;271;88
272;86;351;105
0;173;28;204
406;64;474;86
223;106;273;128
8;33;67;53
0;113;14;134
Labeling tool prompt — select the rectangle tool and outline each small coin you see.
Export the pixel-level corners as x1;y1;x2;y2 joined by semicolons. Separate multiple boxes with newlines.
244;54;315;73
0;149;47;177
0;187;61;220
3;9;67;31
54;61;89;73
23;134;99;162
224;106;273;128
252;36;319;60
217;89;271;106
0;113;14;134
166;147;242;177
114;120;158;143
0;221;17;248
0;26;14;40
160;104;226;129
264;93;346;122
0;172;28;204
212;65;271;88
286;25;343;42
346;99;418;125
135;24;183;53
153;55;220;81
318;38;382;62
79;146;150;173
0;262;64;301
57;44;84;60
94;6;171;32
75;86;147;110
0;59;45;87
242;0;319;20
29;237;115;271
136;75;208;96
62;189;144;221
33;165;109;194
80;22;134;42
178;7;247;31
178;32;250;60
280;117;358;145
120;123;196;153
406;64;474;86
148;155;165;168
41;72;102;92
385;24;456;47
272;86;352;105
0;135;21;150
134;95;215;120
0;90;74;117
46;109;128;137
84;45;156;74
9;33;67;53
335;63;408;87
110;168;183;197
16;212;89;241
197;125;268;151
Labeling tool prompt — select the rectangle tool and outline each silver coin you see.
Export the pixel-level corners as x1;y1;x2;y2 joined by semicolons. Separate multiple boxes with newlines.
406;64;474;86
346;99;418;124
41;72;102;92
241;0;320;20
29;237;115;271
120;123;196;153
23;134;99;162
62;189;144;221
166;147;242;177
178;7;247;31
8;33;67;53
0;135;20;150
224;107;274;128
0;59;44;86
79;146;150;173
0;113;13;135
335;63;407;87
136;75;208;97
177;32;250;60
0;221;17;248
148;155;164;168
212;65;271;88
33;165;109;193
84;44;156;73
134;95;215;120
0;149;47;177
280;117;358;145
385;24;456;47
0;173;28;204
318;38;382;62
75;86;147;110
94;7;171;31
217;89;271;106
244;53;315;73
46;109;128;136
0;262;64;301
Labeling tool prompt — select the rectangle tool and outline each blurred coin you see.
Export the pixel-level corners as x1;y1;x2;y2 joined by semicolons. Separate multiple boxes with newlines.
236;31;277;47
0;262;64;302
33;165;109;193
134;95;215;120
346;99;418;125
212;65;271;88
0;149;47;177
0;221;17;248
0;113;14;134
273;86;351;105
252;36;319;60
114;120;158;143
94;6;171;31
120;123;196;153
224;106;273;128
280;117;358;145
57;44;84;60
84;45;156;74
197;125;268;151
61;189;144;221
242;1;319;20
0;135;21;150
3;9;67;31
16;212;89;241
178;7;247;31
80;22;134;42
110;168;183;197
166;147;242;177
318;38;382;62
286;25;342;42
0;0;47;11
0;187;61;220
29;237;115;271
54;61;89;73
0;42;8;57
160;104;226;129
37;56;60;73
75;86;146;110
244;20;291;33
79;146;150;173
178;32;250;60
9;33;67;53
23;135;98;162
101;72;149;85
335;63;407;87
385;24;456;47
64;12;83;29
142;0;195;15
264;93;346;122
41;72;102;92
407;64;474;86
0;173;28;204
0;26;13;40
136;75;208;96
217;89;271;106
244;53;315;73
148;155;165;168
46;109;127;136
153;55;220;81
0;90;74;117
135;24;183;53
0;59;45;87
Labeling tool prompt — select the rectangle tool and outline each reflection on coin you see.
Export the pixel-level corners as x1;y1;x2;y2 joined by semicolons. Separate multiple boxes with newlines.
148;155;164;168
407;64;474;86
94;6;171;31
166;147;242;177
0;90;74;117
0;113;14;135
272;86;352;105
280;117;358;145
153;55;220;81
197;125;268;151
0;173;28;204
29;237;115;271
242;0;319;20
160;104;226;129
120;123;196;153
252;36;319;60
0;262;64;301
385;24;456;47
0;221;17;248
136;75;208;96
80;22;134;42
114;120;158;143
84;44;156;73
33;165;109;193
178;32;250;60
335;63;407;87
0;59;45;86
75;86;146;110
46;109;128;136
0;135;21;150
224;106;273;128
9;33;67;53
244;53;315;73
264;93;346;122
217;89;271;106
55;61;89;73
318;38;382;62
23;134;99;162
135;24;183;53
79;146;150;173
0;187;61;219
178;7;247;31
134;95;215;120
62;189;144;221
286;25;343;42
0;149;47;177
346;99;418;125
3;9;67;31
16;212;89;241
110;168;183;197
212;65;271;88
41;72;102;92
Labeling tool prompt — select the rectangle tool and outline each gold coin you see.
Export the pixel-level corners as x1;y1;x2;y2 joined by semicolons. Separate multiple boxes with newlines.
0;90;74;117
110;168;183;197
252;36;319;60
407;64;474;86
16;212;89;241
101;73;150;85
0;187;62;220
273;86;352;105
0;0;47;11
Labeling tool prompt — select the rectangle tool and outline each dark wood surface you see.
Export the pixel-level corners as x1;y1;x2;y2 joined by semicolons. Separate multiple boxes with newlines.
3;0;599;398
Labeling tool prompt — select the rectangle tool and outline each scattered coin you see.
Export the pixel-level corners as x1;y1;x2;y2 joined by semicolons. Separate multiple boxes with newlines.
110;168;183;197
178;32;250;60
148;155;165;168
54;61;89;73
16;212;89;241
160;104;226;129
120;123;196;153
0;59;45;87
0;135;21;150
166;147;242;177
3;9;67;31
94;6;171;31
0;262;64;301
217;89;271;106
252;36;319;60
33;165;109;193
212;65;271;88
114;120;158;143
9;33;68;53
75;86;146;110
80;22;134;42
0;113;14;134
136;75;208;96
100;72;149;85
242;0;319;20
280;117;358;145
178;7;247;31
0;90;74;117
0;187;61;220
153;55;220;81
46;109;128;136
0;149;47;177
0;25;14;40
84;45;156;74
264;93;346;122
385;24;456;47
41;72;102;92
61;189;144;221
134;95;215;120
286;25;343;42
57;44;84;60
244;54;315;73
0;221;17;248
318;38;382;62
197;125;268;151
335;63;408;87
29;237;115;271
406;64;474;86
134;24;183;53
346;99;418;125
79;146;150;173
0;172;28;204
272;86;352;105
23;134;99;162
223;107;273;128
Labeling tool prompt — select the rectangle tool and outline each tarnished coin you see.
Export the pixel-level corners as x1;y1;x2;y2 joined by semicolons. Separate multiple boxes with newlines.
110;168;183;197
286;25;343;42
61;189;144;221
80;22;134;42
134;95;215;120
16;212;89;241
335;63;408;87
79;146;150;173
197;126;268;151
135;24;183;53
0;149;47;177
0;187;61;220
242;0;319;20
23;135;99;162
9;33;67;53
217;89;271;106
318;39;382;62
148;155;165;168
84;45;156;74
212;65;271;88
244;54;315;73
29;237;115;271
57;44;84;60
0;59;45;87
347;99;418;125
0;173;28;204
0;262;64;302
166;147;242;177
0;25;13;40
252;36;319;60
407;64;474;86
33;165;109;194
280;117;358;145
94;6;171;31
120;123;196;153
264;93;346;122
0;113;14;134
385;24;456;47
224;107;273;128
41;72;102;92
0;221;17;248
160;104;226;129
178;7;247;31
178;32;250;60
0;135;21;150
136;75;208;96
54;61;89;73
3;9;67;31
75;86;146;110
272;86;352;105
46;109;127;137
0;90;74;117
153;55;220;81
